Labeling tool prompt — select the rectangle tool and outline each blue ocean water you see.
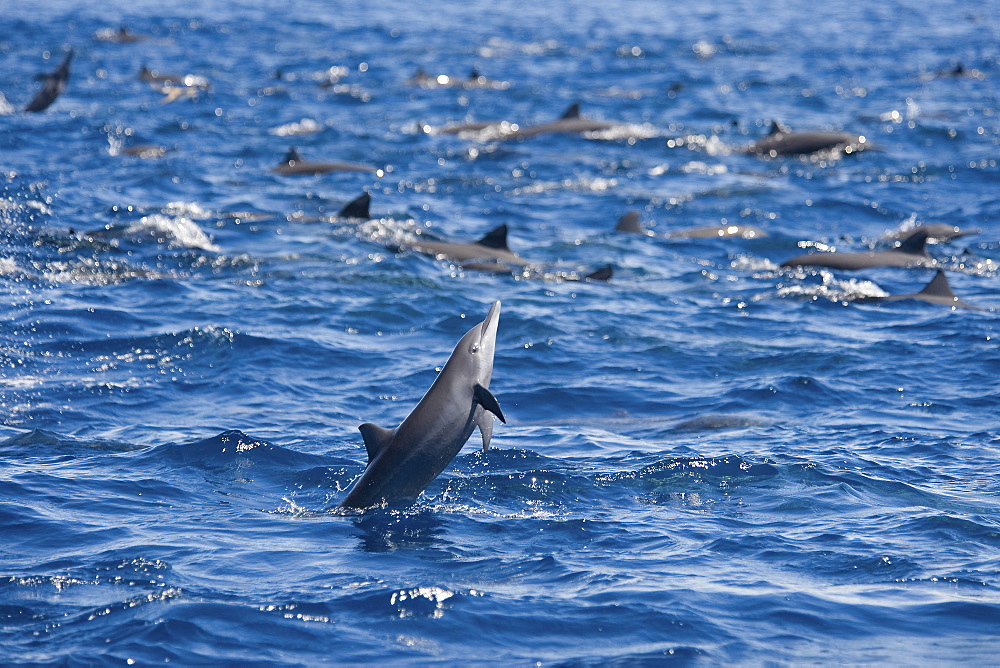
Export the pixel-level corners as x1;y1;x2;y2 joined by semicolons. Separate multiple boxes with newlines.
2;0;999;663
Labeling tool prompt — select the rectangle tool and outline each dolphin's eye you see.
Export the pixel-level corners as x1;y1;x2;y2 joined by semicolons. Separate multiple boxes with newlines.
470;342;480;354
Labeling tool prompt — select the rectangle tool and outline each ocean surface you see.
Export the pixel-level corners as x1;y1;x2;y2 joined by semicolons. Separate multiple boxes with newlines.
2;0;999;663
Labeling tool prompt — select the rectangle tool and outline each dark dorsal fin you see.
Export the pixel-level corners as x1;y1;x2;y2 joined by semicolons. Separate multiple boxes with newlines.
615;211;647;234
473;384;506;423
560;103;581;119
768;120;790;136
897;228;930;256
585;265;613;281
358;423;394;463
283;147;302;164
476;224;509;250
917;270;957;299
57;49;74;74
338;192;371;219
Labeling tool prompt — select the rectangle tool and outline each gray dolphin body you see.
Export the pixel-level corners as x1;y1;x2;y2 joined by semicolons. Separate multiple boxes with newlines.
864;270;982;310
339;301;505;509
25;49;73;113
616;211;766;239
745;121;867;157
504;103;626;139
272;147;376;176
884;223;979;244
404;226;528;266
781;230;933;270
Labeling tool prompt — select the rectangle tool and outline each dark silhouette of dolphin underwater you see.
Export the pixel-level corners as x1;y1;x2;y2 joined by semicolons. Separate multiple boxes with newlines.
744;121;867;157
339;301;505;509
781;230;934;270
615;211;766;239
25;49;74;113
271;147;377;176
503;103;630;139
862;270;982;310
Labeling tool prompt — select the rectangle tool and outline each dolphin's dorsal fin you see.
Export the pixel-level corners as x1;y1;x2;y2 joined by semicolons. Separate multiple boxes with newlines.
338;192;371;219
615;211;646;234
473;384;505;423
768;121;790;136
560;103;581;119
283;147;301;164
897;229;930;256
917;270;957;299
585;265;613;281
358;423;394;463
477;225;509;250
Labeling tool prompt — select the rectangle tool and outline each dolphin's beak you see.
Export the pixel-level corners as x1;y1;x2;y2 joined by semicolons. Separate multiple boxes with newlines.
479;300;501;347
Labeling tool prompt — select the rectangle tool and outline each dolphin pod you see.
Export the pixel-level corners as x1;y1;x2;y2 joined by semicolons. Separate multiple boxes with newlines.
780;229;934;270
339;301;505;509
25;49;74;113
744;121;867;158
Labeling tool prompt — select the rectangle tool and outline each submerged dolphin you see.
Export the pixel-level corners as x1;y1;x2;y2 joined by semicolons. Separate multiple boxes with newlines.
503;103;630;139
615;211;766;239
863;270;982;310
25;49;74;113
272;147;377;176
339;301;505;509
744;121;867;157
781;230;934;270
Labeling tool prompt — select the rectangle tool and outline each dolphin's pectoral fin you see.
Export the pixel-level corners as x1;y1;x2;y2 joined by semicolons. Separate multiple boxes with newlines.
475;407;495;452
473;384;506;423
358;423;394;463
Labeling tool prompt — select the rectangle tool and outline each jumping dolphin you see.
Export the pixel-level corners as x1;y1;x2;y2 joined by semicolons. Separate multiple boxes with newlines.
271;147;377;176
862;270;982;310
615;211;767;239
781;229;934;270
25;49;74;113
503;103;630;139
744;121;867;158
339;301;505;509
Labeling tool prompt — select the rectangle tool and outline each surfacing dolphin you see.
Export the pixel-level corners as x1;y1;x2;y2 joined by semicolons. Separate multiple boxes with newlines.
882;223;979;245
25;49;74;113
615;211;766;239
503;103;631;139
861;270;982;310
272;147;378;176
339;301;505;509
744;121;867;158
781;229;934;270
